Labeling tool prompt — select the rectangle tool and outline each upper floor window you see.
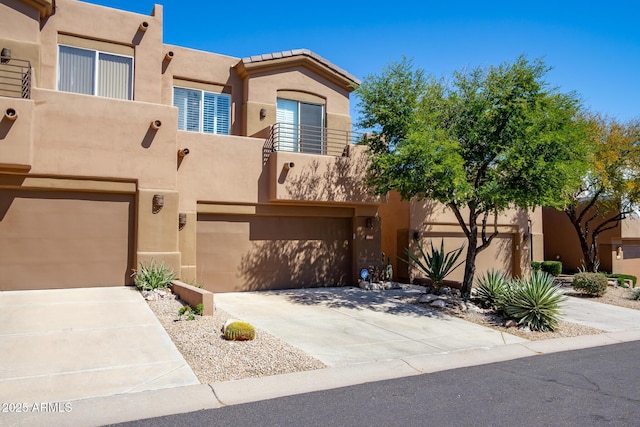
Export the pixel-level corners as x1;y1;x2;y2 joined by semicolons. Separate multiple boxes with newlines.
57;45;133;100
173;87;231;135
276;98;325;154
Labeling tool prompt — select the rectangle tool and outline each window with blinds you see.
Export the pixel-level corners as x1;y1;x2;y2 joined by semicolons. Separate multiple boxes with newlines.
173;87;230;135
58;45;133;100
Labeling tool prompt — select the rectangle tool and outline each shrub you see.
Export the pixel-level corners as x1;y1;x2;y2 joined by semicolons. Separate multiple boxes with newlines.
530;261;541;272
402;239;464;293
607;274;637;288
474;269;509;312
178;305;196;320
132;260;175;291
572;272;608;296
541;261;562;277
224;321;256;341
628;288;640;300
505;271;566;332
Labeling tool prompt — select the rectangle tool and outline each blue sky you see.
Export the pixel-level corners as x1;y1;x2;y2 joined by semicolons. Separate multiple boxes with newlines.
85;0;639;124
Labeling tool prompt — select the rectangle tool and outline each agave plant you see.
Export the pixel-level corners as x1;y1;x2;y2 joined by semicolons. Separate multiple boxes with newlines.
505;271;566;332
474;269;509;312
402;239;464;292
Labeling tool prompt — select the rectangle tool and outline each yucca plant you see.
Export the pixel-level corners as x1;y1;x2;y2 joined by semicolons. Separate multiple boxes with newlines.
131;260;175;291
474;269;509;312
505;271;566;332
402;239;464;293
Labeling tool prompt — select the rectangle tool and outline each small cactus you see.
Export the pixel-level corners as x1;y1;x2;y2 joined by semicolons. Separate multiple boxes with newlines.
223;321;256;341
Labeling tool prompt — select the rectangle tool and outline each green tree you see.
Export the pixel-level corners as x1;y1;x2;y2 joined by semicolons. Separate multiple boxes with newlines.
563;114;640;272
356;56;589;297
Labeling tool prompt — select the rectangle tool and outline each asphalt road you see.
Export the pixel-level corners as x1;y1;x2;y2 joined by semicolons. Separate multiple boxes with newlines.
110;341;640;427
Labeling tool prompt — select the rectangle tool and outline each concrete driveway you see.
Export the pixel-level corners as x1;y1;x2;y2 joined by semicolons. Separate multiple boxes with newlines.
0;287;198;404
214;286;528;367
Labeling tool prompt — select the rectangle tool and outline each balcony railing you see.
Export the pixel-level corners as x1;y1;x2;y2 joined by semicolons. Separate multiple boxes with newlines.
267;122;363;157
0;56;32;99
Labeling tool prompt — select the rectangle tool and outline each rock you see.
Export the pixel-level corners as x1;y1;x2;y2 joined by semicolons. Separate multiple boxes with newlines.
430;299;447;308
505;320;518;328
519;325;532;332
155;289;168;298
439;287;452;296
358;280;369;290
418;294;438;303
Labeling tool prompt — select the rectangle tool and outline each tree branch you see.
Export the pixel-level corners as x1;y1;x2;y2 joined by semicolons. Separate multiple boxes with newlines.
449;202;470;238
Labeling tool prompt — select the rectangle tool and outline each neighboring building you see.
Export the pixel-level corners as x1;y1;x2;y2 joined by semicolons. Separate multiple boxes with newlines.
379;191;542;283
543;206;640;278
0;0;381;292
0;0;539;293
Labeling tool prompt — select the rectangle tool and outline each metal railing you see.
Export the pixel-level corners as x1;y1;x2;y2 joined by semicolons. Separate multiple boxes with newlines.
268;122;363;157
0;56;32;99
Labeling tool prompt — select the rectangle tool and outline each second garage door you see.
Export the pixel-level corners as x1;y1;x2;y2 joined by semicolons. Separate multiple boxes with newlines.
197;215;352;292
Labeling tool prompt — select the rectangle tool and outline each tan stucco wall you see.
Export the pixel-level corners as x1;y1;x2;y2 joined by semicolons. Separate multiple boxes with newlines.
0;97;34;170
1;0;41;43
377;191;411;281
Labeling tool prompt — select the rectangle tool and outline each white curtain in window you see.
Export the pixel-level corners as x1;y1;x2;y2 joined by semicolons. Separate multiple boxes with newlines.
276;98;299;151
98;53;132;100
58;46;95;95
203;92;231;135
173;87;201;132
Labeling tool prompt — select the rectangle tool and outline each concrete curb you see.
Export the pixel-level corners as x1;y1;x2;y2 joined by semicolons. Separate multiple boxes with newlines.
6;329;640;427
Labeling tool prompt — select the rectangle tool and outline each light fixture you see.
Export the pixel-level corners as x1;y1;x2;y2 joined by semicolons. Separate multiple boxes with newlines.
178;213;187;230
150;120;162;130
366;217;374;229
413;231;420;241
139;21;149;31
4;108;17;121
178;148;190;157
0;47;10;64
152;194;164;213
164;51;174;61
616;246;623;260
260;108;267;120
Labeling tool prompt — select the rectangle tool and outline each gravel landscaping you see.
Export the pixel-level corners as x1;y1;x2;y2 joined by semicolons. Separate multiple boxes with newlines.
145;282;639;384
147;292;326;384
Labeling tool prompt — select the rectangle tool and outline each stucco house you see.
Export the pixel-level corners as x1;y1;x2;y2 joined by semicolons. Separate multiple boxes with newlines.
0;0;539;293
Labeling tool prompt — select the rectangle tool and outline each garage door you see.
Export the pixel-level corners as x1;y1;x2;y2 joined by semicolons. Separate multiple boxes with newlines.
197;215;352;292
0;190;134;291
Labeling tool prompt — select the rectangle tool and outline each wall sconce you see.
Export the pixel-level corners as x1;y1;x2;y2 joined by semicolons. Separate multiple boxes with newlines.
178;148;190;157
616;246;623;260
150;120;162;130
0;47;10;64
260;108;267;120
164;51;174;61
413;230;421;241
4;108;17;121
283;162;295;170
152;194;164;213
178;213;187;230
366;217;374;229
139;21;149;31
522;232;530;250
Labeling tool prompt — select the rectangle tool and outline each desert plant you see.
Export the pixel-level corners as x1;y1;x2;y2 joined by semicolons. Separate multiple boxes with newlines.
402;239;464;293
541;261;562;277
132;260;175;291
607;274;637;288
505;271;566;332
530;261;541;272
178;305;196;320
224;321;256;341
474;269;510;312
195;303;204;316
628;288;640;300
572;272;608;296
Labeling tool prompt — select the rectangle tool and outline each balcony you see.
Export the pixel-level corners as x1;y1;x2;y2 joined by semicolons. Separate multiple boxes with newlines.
0;54;32;99
267;122;363;157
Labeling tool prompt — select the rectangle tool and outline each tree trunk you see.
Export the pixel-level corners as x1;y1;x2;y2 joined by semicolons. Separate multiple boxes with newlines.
461;226;478;298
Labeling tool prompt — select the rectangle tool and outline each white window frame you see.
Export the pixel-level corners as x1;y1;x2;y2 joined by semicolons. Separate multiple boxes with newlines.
173;86;231;135
57;44;134;100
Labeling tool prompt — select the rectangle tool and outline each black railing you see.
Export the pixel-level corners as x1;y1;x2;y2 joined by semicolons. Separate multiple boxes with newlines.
268;122;362;157
0;56;32;99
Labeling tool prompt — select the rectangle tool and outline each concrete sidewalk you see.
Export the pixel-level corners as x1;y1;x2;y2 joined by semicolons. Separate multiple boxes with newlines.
4;286;640;427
